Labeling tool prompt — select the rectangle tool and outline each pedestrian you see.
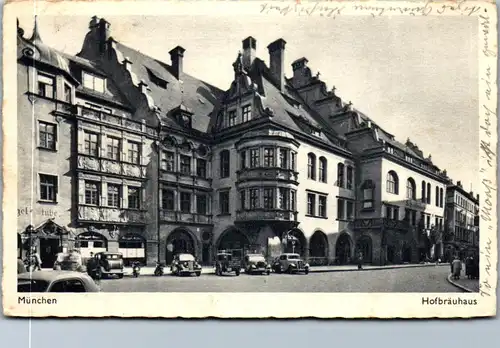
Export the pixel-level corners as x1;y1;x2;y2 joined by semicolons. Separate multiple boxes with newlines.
31;246;42;270
451;255;462;280
357;251;363;270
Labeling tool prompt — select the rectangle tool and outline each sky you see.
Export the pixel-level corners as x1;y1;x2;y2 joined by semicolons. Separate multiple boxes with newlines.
18;14;479;192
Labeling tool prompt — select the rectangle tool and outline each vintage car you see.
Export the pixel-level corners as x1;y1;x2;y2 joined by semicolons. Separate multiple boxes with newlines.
243;254;271;275
93;252;124;279
18;271;100;293
215;251;241;276
272;253;310;274
170;253;202;276
53;251;86;272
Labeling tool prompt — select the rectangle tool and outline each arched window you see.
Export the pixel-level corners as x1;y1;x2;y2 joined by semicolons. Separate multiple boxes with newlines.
307;153;316;180
406;178;416;199
426;183;431;204
318;157;327;183
220;150;230;178
386;171;399;194
439;188;444;207
346;165;354;190
435;186;439;206
337;163;345;187
361;180;375;210
421;181;426;202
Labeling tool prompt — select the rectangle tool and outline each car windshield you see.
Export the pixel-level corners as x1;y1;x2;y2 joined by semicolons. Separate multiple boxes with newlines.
218;254;232;261
178;254;195;261
288;254;301;260
248;255;265;262
18;279;50;292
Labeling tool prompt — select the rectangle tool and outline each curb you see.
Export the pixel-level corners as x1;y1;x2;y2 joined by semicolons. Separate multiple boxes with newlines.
446;274;474;292
122;263;447;277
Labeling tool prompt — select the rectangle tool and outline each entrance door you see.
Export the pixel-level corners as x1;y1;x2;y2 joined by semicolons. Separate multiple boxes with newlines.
202;244;210;265
40;238;59;268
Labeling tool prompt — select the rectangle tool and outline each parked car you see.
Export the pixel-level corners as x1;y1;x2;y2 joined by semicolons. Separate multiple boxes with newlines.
243;254;271;275
215;251;241;276
17;271;100;292
93;252;124;279
272;253;309;274
170;253;202;276
53;251;86;272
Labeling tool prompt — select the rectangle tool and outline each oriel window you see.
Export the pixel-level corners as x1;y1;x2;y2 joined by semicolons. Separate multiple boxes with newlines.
128;187;141;209
85;181;100;205
107;137;121;161
180;155;191;175
40;174;57;202
250;148;259;168
196;195;207;215
263;188;274;209
39;121;56;150
64;84;72;103
242;105;252;122
263;148;275;167
249;189;259;209
37;73;55;98
128;141;141;164
279;149;288;169
84;132;99;157
180;192;191;213
107;184;121;207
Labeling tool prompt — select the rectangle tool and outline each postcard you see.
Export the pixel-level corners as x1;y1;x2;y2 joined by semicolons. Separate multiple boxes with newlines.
2;0;497;318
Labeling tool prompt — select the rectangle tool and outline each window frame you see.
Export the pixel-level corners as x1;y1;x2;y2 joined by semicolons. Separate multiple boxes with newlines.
37;72;56;99
83;131;99;157
39;173;58;203
180;192;191;213
161;189;175;211
318;195;327;218
82;71;106;93
84;181;100;206
219;190;230;215
220;150;230;178
106;136;121;161
107;184;121;208
38;120;57;151
127;141;141;165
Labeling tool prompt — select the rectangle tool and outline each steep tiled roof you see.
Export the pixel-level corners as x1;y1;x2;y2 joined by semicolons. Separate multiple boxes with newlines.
112;42;224;132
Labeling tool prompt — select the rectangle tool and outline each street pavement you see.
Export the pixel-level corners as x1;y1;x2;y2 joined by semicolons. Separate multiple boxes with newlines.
99;264;460;292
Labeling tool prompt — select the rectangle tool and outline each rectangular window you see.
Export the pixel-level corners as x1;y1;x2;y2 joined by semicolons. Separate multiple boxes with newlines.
64;84;72;103
219;191;230;214
239;191;246;210
263;188;274;209
161;189;175;210
82;72;105;93
240;151;247;169
278;188;289;210
180;192;191;213
347;201;354;220
263;148;275;167
84;132;99;157
362;188;373;209
107;137;120;161
337;164;345;187
180;155;191;175
250;189;259;209
220;151;230;178
40;174;57;202
291;152;296;171
127;141;140;164
242;105;252;122
392;207;399;220
39;121;57;150
250;148;259;168
337;198;345;220
291;190;296;211
279;149;288;169
196;159;207;178
307;193;316;216
318;196;327;218
127;187;140;209
346;166;354;190
196;195;207;215
107;184;121;207
161;151;175;171
37;73;55;98
426;215;431;229
228;110;237;127
85;181;100;205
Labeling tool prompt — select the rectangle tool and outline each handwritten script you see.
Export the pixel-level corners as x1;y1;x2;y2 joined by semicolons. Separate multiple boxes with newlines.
259;0;483;18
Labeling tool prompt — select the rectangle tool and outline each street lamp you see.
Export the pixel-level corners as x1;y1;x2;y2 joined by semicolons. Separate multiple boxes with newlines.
281;229;298;254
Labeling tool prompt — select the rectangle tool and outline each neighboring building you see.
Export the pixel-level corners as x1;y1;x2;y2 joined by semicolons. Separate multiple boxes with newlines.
17;16;463;267
444;181;480;261
288;58;449;265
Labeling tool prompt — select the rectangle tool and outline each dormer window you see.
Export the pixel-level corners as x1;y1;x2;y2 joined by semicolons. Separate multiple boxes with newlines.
311;128;321;137
37;73;55;98
146;67;168;89
82;71;105;93
173;104;193;129
180;114;192;129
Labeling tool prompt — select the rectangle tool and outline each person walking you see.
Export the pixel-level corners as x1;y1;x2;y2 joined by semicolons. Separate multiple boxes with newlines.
357;251;363;270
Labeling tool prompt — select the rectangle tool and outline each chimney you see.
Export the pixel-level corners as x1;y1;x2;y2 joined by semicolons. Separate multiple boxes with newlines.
242;36;256;69
476;194;479;201
169;46;185;80
139;80;149;94
122;57;132;72
267;38;287;91
457;181;462;188
97;18;110;52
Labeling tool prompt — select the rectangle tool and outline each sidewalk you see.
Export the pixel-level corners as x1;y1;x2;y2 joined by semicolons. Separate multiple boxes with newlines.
447;274;480;292
122;262;447;276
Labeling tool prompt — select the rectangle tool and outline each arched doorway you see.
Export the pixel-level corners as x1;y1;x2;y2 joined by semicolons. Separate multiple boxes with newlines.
166;229;196;265
356;236;373;263
309;231;328;265
402;245;412;263
335;233;352;265
217;228;250;259
119;234;146;266
283;229;306;256
76;231;108;259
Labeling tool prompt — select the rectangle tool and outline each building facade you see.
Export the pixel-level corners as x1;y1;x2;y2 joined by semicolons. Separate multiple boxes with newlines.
444;181;480;261
17;17;470;267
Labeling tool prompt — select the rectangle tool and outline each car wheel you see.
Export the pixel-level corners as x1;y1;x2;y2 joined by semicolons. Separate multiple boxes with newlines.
287;266;293;274
305;269;309;275
196;272;201;277
235;270;240;276
267;270;271;275
118;273;124;279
